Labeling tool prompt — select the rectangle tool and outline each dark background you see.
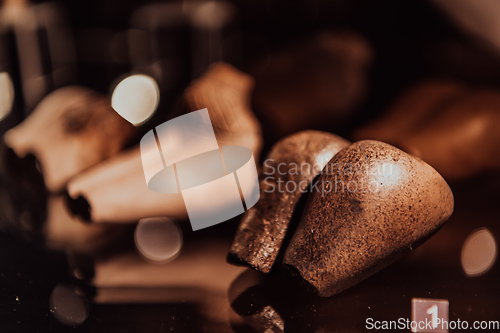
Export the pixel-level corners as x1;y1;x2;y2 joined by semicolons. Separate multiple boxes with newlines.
1;0;500;332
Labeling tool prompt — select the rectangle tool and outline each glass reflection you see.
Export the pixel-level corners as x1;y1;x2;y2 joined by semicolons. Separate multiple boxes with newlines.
134;217;183;264
461;227;497;277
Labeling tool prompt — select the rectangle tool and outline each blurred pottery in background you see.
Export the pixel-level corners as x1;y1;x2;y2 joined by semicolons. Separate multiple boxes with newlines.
66;234;246;331
66;62;263;224
229;130;350;273
355;81;500;181
252;31;372;141
3;86;136;193
44;195;124;254
66;147;188;223
184;62;262;160
353;81;465;144
395;90;500;181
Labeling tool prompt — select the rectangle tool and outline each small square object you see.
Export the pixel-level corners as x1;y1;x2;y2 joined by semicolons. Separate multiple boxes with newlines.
411;298;449;333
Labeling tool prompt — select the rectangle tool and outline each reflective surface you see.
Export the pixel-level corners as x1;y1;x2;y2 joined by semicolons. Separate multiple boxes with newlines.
0;176;499;332
230;177;500;332
461;228;497;277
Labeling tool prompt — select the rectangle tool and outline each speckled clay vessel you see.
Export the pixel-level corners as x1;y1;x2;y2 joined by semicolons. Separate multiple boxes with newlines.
229;130;351;273
283;140;454;297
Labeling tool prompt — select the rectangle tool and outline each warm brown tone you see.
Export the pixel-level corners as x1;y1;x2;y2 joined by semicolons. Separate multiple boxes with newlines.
283;141;454;297
355;81;500;181
353;81;465;144
185;62;262;160
4;86;135;192
229;130;350;273
66;62;262;223
395;90;500;181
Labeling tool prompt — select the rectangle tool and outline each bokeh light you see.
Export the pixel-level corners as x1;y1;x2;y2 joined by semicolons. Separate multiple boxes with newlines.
49;283;89;326
111;74;159;126
134;217;183;264
461;228;497;277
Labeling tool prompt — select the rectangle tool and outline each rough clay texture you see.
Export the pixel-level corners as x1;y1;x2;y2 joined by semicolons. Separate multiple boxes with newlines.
397;90;500;181
283;140;454;297
229;130;351;273
245;305;284;333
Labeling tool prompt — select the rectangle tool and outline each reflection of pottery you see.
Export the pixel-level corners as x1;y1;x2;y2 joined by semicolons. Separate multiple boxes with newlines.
184;62;262;161
0;141;47;241
231;261;500;333
253;32;372;141
44;195;125;254
229;270;288;333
